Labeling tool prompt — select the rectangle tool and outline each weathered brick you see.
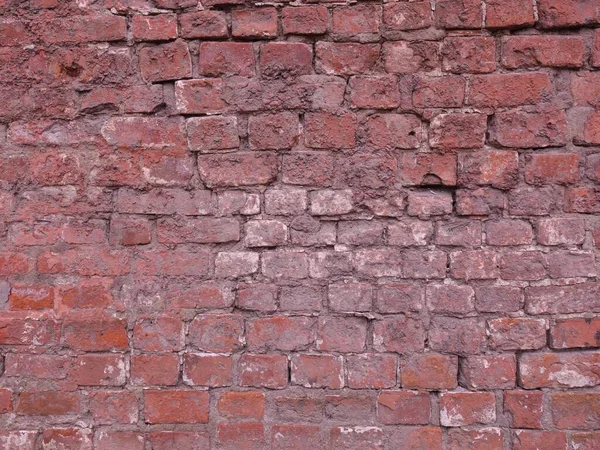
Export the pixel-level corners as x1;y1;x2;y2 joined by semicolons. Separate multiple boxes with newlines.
440;392;496;427
442;36;495;73
467;73;553;107
550;317;600;349
460;354;517;389
260;42;313;78
139;40;191;82
232;8;278;39
291;354;344;389
502;36;585;68
401;353;458;390
316;42;380;75
282;6;328;35
144;390;208;424
488;318;547;350
486;0;535;28
520;352;600;389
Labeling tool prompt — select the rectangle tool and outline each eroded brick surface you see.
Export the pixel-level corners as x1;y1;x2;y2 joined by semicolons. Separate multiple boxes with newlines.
0;0;598;447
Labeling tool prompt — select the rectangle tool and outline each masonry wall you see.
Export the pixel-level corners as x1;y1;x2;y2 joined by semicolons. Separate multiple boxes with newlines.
1;0;600;448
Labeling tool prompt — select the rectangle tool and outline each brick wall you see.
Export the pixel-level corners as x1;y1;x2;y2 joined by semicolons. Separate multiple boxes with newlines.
1;0;600;448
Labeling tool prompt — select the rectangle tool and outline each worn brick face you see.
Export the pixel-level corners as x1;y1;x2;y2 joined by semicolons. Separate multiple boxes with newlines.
2;0;597;445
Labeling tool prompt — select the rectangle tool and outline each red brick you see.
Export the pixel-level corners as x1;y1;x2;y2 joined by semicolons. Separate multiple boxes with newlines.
377;391;430;425
144;390;208;424
217;422;266;450
440;392;496;426
413;76;465;108
328;394;376;422
216;252;260;278
38;14;126;43
282;152;334;186
116;187;211;215
565;187;600;214
133;317;184;352
579;111;600;145
149;432;210;450
572;72;600;106
272;424;322;450
175;78;226;114
218;391;265;420
467;73;552;107
383;41;440;73
350;75;401;109
133;249;211;276
520;352;600;388
132;14;177;41
508;186;559;216
232;8;277;38
218;191;261;216
538;0;600;28
236;283;277;312
265;188;307;216
536;217;586;245
158;217;240;245
89;391;138;424
316;42;380;75
249;112;299;150
317;316;367;352
551;317;600;349
62;317;127;351
4;354;72;379
102;116;185;148
488;318;547;350
489;109;568;148
0;431;37;449
0;252;32;275
548;250;596;278
486;0;535;28
282;6;328;35
139;40;191;82
40;429;92;450
449;250;497;280
426;284;474;314
280;285;322;312
407;191;453;218
186;116;240;152
0;389;12;414
74;354;126;386
97;432;145;450
239;354;288;389
387;427;442;450
188;314;244;353
179;11;228;38
526;283;600;314
346;354;397;389
524;153;580;185
17;391;80;416
0;317;58;346
131;353;179;386
198;152;278;187
330;426;383;450
374;284;423;315
260;42;313;78
332;5;379;39
448;428;503;450
8;284;54;310
429;317;487;354
551;392;600;430
429;112;487;150
355;249;403;277
387;220;434;247
514;431;567;450
199;42;255;77
571;432;600;450
442;36;495;73
504;390;543;429
291;354;344;389
499;251;546;281
262;251;309;279
304;112;356;149
328;281;373;312
363;114;421;150
502;36;584;69
401;353;458;390
475;285;522;312
459;150;519;189
246;316;314;351
435;0;483;29
403;250;447;279
383;2;431;32
373;317;425;353
460;354;516;389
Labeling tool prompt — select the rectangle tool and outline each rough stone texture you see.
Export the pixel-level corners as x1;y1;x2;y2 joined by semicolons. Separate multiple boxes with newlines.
0;0;598;447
